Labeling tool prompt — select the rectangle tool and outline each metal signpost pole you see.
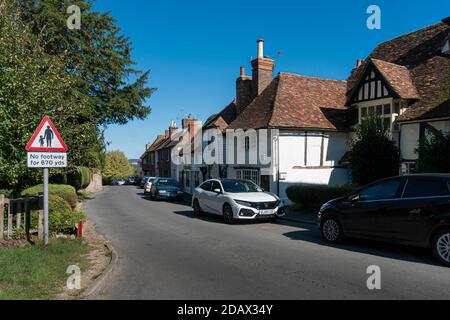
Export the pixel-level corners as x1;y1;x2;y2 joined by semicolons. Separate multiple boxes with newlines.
43;168;49;246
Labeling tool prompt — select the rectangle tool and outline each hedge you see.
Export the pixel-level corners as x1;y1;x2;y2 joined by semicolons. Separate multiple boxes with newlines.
286;184;356;211
21;184;78;210
30;195;86;235
67;166;92;190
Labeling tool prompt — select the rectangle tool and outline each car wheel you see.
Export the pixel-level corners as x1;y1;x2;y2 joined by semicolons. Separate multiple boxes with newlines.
321;216;344;243
193;199;203;216
432;229;450;267
223;204;235;224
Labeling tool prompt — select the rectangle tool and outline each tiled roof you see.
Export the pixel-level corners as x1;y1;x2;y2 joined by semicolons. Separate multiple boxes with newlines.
203;100;237;132
369;19;450;121
228;73;349;131
371;59;420;99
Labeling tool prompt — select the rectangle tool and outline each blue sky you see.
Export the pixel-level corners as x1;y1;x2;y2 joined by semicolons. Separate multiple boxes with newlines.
93;0;449;159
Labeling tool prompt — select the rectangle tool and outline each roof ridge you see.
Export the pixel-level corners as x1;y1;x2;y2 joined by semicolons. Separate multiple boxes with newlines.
278;72;347;83
370;57;410;69
373;20;447;49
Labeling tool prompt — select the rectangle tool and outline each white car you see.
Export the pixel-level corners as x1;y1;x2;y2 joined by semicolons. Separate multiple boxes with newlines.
143;177;157;195
192;179;285;224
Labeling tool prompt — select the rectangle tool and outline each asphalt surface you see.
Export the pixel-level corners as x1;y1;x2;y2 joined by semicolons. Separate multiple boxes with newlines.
87;186;450;299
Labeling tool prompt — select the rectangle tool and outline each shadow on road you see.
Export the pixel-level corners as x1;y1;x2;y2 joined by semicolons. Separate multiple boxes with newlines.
172;209;277;226
283;227;441;267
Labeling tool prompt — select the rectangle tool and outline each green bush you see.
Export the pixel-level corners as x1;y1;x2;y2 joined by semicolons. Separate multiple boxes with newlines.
80;166;92;188
286;184;356;211
67;166;93;190
30;195;86;235
21;184;78;209
349;115;399;185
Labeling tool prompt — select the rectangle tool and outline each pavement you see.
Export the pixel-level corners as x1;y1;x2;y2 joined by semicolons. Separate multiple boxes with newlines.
87;186;450;300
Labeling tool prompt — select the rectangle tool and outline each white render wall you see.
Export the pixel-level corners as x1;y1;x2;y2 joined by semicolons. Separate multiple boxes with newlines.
276;130;350;202
400;120;450;161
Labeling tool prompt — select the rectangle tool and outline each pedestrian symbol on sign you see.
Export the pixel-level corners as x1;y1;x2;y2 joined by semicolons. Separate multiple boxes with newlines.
44;126;54;148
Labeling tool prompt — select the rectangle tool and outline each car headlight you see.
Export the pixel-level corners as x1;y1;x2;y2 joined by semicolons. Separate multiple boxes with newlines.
234;200;253;207
159;190;167;193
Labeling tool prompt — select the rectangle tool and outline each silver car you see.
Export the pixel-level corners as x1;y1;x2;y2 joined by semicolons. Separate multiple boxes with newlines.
192;179;285;224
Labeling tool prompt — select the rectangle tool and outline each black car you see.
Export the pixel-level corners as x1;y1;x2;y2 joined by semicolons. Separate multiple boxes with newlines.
318;174;450;266
150;178;184;201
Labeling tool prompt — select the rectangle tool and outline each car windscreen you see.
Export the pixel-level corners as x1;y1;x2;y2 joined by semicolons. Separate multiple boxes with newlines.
221;180;261;193
157;179;178;187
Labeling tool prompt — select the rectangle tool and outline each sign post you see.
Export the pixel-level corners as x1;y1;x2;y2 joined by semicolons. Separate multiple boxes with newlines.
26;116;68;245
43;168;49;245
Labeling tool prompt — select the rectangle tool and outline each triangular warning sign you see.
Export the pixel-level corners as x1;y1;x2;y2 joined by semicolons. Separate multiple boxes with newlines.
25;116;68;152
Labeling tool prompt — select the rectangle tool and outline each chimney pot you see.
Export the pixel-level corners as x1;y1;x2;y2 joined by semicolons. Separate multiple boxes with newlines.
257;39;264;59
240;66;245;77
356;59;363;67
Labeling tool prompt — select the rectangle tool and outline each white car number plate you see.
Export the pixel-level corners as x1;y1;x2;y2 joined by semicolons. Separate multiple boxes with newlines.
259;209;274;215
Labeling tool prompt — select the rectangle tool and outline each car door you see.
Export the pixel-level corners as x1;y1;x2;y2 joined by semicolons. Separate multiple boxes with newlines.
388;177;450;243
208;181;226;215
196;181;212;213
340;178;404;238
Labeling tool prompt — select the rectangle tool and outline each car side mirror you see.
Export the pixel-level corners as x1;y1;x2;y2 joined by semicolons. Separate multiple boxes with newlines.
213;188;221;194
348;194;360;202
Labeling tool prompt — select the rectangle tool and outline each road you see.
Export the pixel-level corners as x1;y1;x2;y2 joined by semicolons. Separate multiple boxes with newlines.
87;186;450;299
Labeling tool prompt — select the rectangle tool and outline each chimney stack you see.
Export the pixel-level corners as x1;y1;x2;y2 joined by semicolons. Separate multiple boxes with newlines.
251;38;275;95
356;59;363;67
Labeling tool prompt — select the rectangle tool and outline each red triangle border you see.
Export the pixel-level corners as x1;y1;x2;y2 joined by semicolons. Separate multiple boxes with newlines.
25;116;68;152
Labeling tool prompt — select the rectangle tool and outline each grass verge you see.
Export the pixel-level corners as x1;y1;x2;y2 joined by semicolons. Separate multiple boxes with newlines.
0;239;88;300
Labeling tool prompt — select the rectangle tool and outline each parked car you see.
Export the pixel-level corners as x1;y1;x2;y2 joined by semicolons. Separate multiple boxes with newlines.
111;178;126;186
192;179;284;224
318;174;450;266
140;176;150;188
127;176;137;185
144;177;157;195
150;178;183;201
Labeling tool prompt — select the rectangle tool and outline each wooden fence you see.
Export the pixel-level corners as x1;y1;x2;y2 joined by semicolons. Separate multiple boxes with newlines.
0;194;44;243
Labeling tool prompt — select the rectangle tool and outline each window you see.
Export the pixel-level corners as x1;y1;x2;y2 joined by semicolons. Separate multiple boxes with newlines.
359;179;402;201
244;136;250;150
221;179;260;193
361;107;367;118
185;172;190;187
383;104;391;114
210;181;222;192
401;162;416;174
376;105;382;115
403;179;449;198
236;169;259;185
200;181;211;191
194;172;200;187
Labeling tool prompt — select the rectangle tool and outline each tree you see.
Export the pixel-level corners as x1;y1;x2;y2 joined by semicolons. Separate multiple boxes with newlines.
416;130;450;173
0;0;155;192
349;115;400;185
19;0;155;125
103;151;133;182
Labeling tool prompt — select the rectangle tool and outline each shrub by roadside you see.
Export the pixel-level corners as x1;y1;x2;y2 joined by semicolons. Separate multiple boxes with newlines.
21;184;78;209
286;184;356;211
28;195;86;236
67;166;93;191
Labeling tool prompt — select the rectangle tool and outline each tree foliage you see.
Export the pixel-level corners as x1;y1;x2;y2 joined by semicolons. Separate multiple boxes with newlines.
103;151;133;181
349;115;400;185
416;130;450;173
0;0;154;192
